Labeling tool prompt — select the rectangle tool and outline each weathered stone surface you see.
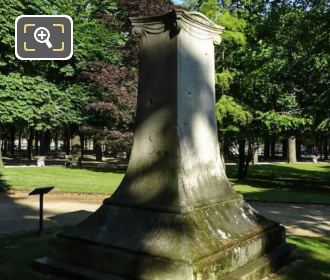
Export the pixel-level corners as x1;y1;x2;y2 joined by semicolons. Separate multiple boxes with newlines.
34;10;291;279
107;10;232;214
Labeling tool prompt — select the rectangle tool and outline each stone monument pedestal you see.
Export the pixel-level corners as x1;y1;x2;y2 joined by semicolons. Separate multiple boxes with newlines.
34;10;292;280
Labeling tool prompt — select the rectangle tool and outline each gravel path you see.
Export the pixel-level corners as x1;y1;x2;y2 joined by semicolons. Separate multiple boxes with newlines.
0;192;329;237
251;201;330;237
0;192;101;235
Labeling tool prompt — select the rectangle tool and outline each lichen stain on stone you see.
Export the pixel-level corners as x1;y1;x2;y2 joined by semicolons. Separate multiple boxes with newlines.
217;229;228;240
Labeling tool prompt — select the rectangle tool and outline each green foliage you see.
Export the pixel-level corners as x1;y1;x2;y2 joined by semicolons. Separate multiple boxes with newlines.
0;0;127;142
257;111;313;136
318;118;330;134
215;10;246;46
238;1;329;138
73;18;125;67
216;70;234;93
0;0;124;77
200;0;246;46
64;83;96;123
216;94;252;136
0;73;79;130
0;0;328;160
0;0;24;72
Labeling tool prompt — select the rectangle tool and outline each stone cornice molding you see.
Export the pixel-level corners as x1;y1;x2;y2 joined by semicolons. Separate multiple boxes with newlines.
130;9;224;45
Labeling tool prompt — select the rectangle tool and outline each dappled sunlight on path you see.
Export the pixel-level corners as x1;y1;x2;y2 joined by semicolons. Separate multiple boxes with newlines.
251;202;330;237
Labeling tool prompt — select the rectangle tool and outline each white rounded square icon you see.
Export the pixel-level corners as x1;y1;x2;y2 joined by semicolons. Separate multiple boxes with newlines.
15;15;73;60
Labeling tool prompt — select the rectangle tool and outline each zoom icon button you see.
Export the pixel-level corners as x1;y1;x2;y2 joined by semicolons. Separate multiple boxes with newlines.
34;27;53;48
15;15;73;60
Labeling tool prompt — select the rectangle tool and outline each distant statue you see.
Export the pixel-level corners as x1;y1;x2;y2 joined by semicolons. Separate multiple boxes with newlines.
311;154;320;164
65;144;82;167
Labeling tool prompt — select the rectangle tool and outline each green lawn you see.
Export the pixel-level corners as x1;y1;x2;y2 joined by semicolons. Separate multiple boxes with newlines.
0;167;123;194
0;228;329;280
0;163;329;204
227;163;330;204
279;236;330;280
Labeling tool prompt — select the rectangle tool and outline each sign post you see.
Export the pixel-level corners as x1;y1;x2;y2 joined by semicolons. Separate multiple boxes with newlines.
29;186;54;234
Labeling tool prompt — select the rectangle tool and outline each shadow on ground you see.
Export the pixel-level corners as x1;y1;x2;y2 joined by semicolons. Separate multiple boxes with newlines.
0;170;94;280
227;164;330;204
283;236;330;280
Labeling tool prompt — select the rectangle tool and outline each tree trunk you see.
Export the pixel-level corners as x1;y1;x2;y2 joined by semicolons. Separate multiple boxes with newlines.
54;136;59;157
252;144;258;165
27;129;34;160
224;138;230;161
270;138;276;160
39;131;46;156
264;137;270;160
85;137;89;152
64;127;71;155
94;140;103;162
45;130;51;155
2;140;6;157
296;137;301;161
18;130;22;157
35;131;39;155
287;136;297;164
80;133;85;160
244;141;253;177
282;139;288;159
238;139;246;179
324;137;329;160
317;137;322;157
0;139;4;168
10;126;15;157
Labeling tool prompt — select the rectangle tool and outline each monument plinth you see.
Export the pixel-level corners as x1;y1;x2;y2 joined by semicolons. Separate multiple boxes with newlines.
34;10;292;280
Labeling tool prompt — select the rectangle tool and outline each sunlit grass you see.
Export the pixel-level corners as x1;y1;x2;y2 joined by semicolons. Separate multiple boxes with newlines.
0;163;329;204
0;166;124;194
227;163;330;204
280;236;330;280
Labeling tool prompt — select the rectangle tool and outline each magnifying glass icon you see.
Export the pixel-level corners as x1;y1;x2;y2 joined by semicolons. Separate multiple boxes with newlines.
34;27;53;48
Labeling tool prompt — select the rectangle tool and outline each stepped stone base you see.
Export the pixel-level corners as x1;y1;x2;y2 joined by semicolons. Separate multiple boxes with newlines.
34;244;293;280
34;195;293;280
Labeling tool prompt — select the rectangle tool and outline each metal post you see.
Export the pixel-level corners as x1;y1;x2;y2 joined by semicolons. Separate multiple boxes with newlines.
39;193;44;234
29;186;54;235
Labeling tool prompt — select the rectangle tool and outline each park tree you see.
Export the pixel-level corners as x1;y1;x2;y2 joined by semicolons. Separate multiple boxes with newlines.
293;0;330;159
0;74;81;161
258;111;312;163
0;0;179;161
216;95;253;177
0;0;24;74
242;0;329;162
77;0;175;159
183;0;329;175
0;0;129;160
1;0;328;167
